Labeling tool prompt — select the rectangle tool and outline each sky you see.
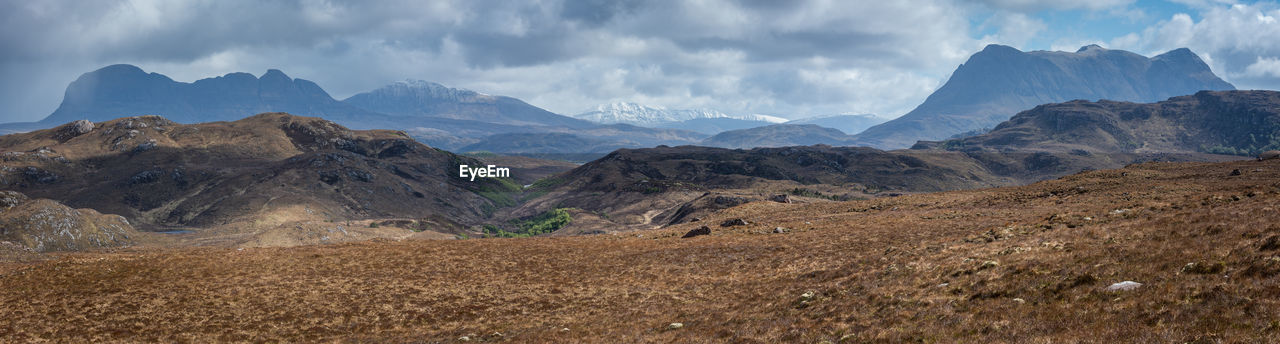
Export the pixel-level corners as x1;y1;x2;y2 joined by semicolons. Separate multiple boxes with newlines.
1;0;1279;123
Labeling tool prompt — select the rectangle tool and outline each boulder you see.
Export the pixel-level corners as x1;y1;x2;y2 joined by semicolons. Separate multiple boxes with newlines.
1104;281;1142;292
682;226;711;238
720;218;749;227
54;119;94;140
1259;150;1280;161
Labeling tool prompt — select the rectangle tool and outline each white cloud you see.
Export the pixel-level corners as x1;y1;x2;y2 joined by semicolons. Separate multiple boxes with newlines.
1105;2;1280;90
971;0;1135;12
1244;57;1280;79
978;12;1048;49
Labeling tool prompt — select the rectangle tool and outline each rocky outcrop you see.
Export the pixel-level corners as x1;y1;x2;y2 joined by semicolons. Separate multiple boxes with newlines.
0;191;136;252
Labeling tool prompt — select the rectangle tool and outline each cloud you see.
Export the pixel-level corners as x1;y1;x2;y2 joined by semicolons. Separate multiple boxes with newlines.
1106;2;1280;90
971;0;1135;12
1244;57;1280;79
0;0;993;122
4;0;1273;125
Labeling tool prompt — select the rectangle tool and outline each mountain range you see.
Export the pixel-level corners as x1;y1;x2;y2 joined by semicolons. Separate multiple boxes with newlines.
0;66;706;155
851;44;1236;149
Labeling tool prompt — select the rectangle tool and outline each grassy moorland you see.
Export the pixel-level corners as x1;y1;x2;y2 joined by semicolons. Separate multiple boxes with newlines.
1;159;1278;342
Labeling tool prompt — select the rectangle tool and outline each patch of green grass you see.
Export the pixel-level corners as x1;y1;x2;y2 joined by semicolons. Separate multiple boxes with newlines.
475;177;522;208
483;208;575;238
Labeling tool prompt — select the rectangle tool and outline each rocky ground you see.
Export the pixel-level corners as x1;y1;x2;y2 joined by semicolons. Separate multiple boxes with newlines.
0;159;1278;342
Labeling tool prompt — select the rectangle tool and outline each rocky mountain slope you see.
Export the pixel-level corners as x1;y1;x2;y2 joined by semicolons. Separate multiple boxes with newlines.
853;45;1236;149
0;191;137;252
914;90;1280;156
0;113;517;243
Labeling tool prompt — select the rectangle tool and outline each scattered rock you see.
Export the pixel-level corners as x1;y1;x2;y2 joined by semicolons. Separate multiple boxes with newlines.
129;169;163;185
0;191;29;209
667;323;684;330
713;195;749;206
720;218;749;227
1260;235;1280;251
1181;262;1225;274
682;226;711;238
1229;169;1241;176
132;139;157;153
22;167;59;184
55;119;94;140
773;227;789;233
1259;150;1280;161
1012;298;1026;304
770;194;792;203
1104;281;1142;292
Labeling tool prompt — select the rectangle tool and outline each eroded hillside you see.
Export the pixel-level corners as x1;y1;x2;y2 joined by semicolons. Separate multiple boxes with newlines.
0;113;521;246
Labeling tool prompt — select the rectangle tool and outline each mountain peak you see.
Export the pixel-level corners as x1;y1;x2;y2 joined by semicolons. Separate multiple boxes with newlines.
1153;47;1197;60
980;44;1021;54
1076;44;1106;53
93;64;146;75
261;69;291;81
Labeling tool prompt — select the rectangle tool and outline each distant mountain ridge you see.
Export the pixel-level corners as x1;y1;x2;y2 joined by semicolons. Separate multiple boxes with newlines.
914;90;1280;156
785;114;886;135
699;124;856;149
342;80;590;128
0;65;708;155
574;102;786;127
852;44;1236;149
40;64;379;125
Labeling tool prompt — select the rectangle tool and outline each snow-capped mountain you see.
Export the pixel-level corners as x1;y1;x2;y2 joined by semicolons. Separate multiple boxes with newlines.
743;114;789;123
574;102;786;127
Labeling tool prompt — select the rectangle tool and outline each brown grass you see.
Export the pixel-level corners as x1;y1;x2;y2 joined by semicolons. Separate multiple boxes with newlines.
2;160;1279;342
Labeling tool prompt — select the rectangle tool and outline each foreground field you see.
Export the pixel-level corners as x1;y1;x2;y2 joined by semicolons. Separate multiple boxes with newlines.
2;159;1278;342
